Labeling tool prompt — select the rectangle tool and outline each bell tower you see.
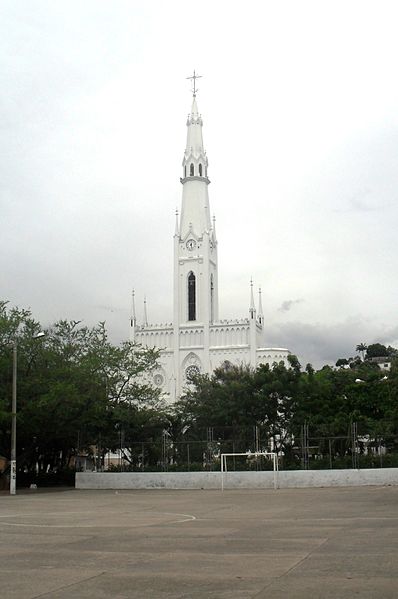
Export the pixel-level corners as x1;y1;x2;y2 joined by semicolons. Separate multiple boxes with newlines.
172;74;219;390
173;78;219;329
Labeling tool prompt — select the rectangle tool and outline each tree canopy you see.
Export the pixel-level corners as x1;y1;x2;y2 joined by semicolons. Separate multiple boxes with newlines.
176;350;398;460
0;301;162;475
1;301;398;479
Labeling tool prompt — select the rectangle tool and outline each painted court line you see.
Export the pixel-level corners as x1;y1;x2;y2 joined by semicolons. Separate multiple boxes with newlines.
0;510;196;528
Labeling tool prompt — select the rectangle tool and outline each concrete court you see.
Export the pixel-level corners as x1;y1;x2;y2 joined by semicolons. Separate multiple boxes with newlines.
1;486;398;598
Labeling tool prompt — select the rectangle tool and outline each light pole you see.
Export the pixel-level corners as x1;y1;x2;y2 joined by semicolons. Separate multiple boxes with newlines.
10;331;45;496
10;339;17;495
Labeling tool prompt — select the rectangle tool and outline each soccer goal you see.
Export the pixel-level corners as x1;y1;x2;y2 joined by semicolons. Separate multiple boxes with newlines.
220;452;279;491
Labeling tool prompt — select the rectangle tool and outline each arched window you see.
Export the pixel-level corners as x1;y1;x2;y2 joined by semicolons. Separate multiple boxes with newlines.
184;166;186;177
190;163;194;176
188;271;196;321
199;163;202;176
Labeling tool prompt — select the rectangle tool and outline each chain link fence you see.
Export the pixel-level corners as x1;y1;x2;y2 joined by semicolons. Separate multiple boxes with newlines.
78;422;398;472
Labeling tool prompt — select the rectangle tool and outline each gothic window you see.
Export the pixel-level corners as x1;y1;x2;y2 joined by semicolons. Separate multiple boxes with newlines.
199;163;202;176
185;364;200;381
184;166;186;177
188;271;196;321
190;163;194;176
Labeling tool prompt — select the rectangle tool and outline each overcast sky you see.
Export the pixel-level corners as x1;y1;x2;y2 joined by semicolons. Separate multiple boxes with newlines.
1;0;398;368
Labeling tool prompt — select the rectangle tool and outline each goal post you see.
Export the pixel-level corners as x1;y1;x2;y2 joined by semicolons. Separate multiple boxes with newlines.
220;452;279;491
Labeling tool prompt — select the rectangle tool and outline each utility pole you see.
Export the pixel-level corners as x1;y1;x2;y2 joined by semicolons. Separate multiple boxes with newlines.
10;340;17;495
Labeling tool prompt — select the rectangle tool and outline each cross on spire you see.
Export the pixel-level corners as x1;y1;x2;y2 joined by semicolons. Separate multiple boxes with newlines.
186;70;202;96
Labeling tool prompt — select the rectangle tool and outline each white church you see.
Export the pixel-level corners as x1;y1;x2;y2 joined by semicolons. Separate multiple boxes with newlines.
131;78;290;401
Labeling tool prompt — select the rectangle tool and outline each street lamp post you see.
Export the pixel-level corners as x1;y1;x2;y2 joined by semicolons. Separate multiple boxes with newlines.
10;340;17;495
10;331;45;496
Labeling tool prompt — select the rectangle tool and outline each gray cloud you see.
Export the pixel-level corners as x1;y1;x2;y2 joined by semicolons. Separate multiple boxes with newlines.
266;320;398;370
278;299;304;313
1;2;398;372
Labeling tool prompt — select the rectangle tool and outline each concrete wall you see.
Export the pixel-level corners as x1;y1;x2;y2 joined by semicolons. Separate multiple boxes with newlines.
76;468;398;490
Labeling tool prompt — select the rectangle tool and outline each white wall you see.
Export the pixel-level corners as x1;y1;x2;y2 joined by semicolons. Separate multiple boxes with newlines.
76;468;398;490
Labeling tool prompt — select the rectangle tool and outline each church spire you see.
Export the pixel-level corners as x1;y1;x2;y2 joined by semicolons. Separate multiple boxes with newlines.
258;287;264;325
249;279;256;319
180;74;211;239
183;97;207;176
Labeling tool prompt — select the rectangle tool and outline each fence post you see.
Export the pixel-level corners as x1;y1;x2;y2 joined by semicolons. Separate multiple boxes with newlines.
328;438;332;469
301;422;309;470
141;442;144;472
351;421;358;469
162;431;168;472
206;427;214;471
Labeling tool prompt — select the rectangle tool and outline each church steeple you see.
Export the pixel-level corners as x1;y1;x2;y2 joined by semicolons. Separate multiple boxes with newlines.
184;96;205;159
179;82;211;239
174;75;219;330
182;95;208;180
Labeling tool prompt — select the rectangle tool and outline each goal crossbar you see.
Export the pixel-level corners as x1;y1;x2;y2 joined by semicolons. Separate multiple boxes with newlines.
220;452;279;491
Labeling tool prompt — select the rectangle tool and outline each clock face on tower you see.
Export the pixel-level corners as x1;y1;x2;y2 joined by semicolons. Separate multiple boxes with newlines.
186;239;197;251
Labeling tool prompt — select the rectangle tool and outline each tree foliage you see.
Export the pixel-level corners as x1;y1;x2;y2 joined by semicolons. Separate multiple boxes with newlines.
0;301;161;474
356;342;368;361
176;350;398;458
366;343;389;358
2;301;398;478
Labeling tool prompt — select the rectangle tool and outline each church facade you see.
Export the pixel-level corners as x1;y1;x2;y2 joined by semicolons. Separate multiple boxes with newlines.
131;89;290;402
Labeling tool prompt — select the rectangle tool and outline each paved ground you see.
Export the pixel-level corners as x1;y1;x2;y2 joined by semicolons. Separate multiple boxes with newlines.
1;485;398;598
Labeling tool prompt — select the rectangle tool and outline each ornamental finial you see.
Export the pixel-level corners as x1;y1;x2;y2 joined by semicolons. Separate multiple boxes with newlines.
186;70;202;97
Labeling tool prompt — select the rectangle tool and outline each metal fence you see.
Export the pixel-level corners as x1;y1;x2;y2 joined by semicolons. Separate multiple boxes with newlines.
79;422;398;472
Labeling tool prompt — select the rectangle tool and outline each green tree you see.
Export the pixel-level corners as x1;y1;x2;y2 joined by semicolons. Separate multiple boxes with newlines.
366;343;389;358
177;356;302;457
356;343;368;361
0;301;162;476
336;358;349;368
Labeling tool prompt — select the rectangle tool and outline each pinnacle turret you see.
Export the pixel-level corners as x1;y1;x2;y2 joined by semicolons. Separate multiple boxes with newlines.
129;289;137;342
249;279;256;319
130;289;136;326
211;215;217;242
143;296;148;326
174;209;179;237
258;287;264;325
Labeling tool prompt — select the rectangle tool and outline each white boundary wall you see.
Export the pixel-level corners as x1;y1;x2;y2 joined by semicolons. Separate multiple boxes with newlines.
76;468;398;490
